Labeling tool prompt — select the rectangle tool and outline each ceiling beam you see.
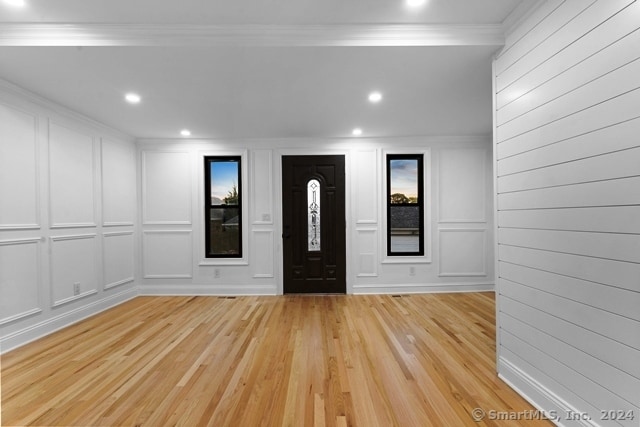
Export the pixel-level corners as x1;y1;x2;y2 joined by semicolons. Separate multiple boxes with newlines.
0;23;505;47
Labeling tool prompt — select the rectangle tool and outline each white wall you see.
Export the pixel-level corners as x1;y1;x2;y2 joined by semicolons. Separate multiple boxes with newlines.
0;81;138;352
494;0;640;425
137;136;494;295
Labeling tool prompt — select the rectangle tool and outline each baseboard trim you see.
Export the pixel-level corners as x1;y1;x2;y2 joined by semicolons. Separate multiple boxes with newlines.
498;357;595;427
1;287;138;354
138;283;277;296
352;282;494;294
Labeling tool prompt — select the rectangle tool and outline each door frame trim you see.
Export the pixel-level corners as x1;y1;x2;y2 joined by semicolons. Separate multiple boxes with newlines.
275;149;351;295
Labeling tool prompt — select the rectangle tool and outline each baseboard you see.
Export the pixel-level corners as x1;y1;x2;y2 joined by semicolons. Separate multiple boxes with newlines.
1;287;138;354
498;357;595;427
352;282;494;295
138;283;277;296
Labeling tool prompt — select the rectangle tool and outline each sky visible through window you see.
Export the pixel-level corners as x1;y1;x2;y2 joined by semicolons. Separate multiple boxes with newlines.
390;159;418;201
210;161;238;205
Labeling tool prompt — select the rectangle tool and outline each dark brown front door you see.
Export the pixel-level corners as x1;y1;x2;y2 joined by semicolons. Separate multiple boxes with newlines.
282;155;346;294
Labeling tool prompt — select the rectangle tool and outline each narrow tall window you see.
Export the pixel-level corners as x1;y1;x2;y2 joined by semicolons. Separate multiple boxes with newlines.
205;156;242;258
387;154;424;256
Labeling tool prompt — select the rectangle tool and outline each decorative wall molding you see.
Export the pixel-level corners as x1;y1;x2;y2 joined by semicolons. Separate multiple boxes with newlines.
141;150;192;226
49;233;98;242
438;228;487;277
103;231;135;290
251;149;274;225
48;120;98;229
0;238;42;325
0;308;42;327
354;149;378;225
142;230;193;279
0;23;505;47
0;237;43;245
438;147;487;223
355;228;378;277
49;233;99;307
251;229;274;278
0;101;41;230
52;290;99;308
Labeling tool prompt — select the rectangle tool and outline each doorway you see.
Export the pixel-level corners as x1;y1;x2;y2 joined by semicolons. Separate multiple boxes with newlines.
281;155;346;294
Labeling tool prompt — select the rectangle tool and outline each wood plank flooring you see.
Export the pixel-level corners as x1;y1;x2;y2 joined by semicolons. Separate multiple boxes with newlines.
1;293;553;426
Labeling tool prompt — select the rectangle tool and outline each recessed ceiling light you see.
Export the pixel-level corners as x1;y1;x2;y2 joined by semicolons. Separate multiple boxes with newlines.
125;93;141;104
4;0;26;7
406;0;427;7
180;129;191;137
368;91;383;103
352;128;363;136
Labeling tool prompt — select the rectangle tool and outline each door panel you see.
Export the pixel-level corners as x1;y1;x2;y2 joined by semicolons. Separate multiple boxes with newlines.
282;155;346;294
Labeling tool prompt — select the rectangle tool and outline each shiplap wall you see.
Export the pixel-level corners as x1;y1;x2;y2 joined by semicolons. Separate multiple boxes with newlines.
494;0;640;425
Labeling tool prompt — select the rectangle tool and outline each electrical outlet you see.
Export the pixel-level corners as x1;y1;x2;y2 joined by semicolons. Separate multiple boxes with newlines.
409;266;415;276
73;282;81;295
214;268;221;278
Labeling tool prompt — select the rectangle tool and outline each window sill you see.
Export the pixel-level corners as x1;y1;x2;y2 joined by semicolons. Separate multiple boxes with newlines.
199;259;249;267
381;256;432;265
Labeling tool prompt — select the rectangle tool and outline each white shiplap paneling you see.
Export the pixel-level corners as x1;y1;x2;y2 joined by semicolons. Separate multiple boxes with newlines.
494;0;640;422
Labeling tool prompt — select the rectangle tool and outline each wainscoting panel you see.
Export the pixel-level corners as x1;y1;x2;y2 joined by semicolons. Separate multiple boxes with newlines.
354;149;378;224
103;231;135;290
438;148;486;223
49;122;96;228
356;228;378;277
0;238;41;324
250;149;274;225
251;229;274;278
102;137;136;226
50;234;98;307
438;228;486;277
142;230;192;279
0;103;39;229
142;151;191;225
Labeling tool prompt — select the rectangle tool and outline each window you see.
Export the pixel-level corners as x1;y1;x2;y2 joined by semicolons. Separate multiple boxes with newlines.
386;154;424;256
204;156;242;258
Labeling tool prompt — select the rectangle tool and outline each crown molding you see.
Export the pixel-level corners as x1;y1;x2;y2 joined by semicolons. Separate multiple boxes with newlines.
0;78;134;142
0;23;504;47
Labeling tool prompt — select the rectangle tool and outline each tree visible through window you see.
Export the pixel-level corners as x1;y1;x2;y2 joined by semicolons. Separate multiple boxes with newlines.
387;154;424;256
205;156;242;258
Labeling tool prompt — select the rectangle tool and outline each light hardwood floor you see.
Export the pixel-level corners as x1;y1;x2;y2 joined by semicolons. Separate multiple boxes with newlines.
1;293;553;426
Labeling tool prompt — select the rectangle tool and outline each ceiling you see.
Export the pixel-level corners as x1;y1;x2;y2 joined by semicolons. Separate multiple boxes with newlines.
0;0;535;140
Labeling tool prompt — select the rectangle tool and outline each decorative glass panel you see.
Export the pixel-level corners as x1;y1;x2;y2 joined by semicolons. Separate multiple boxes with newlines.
307;179;321;252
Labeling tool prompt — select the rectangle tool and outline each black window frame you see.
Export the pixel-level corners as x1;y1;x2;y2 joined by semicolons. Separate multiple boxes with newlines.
204;156;242;258
386;154;425;256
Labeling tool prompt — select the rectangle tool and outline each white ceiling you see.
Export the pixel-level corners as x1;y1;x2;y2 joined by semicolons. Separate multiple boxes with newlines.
0;0;535;140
